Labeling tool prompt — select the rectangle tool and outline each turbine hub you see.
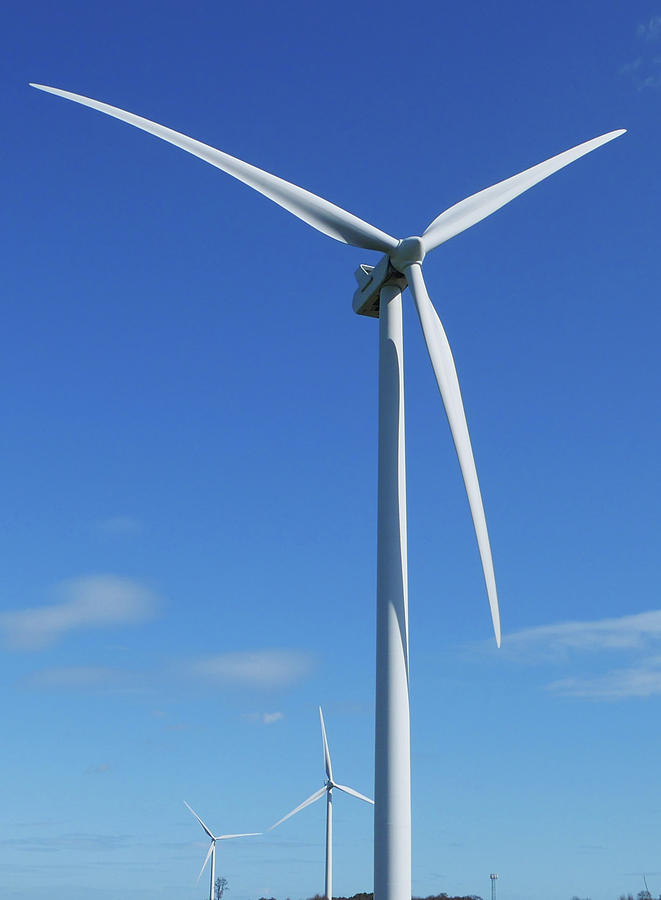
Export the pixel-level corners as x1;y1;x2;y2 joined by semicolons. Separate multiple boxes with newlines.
390;236;426;273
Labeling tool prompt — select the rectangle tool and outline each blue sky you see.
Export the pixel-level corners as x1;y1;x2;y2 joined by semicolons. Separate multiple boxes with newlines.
2;2;661;899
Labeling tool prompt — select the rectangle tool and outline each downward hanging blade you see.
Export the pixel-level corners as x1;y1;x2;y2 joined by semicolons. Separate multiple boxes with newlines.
196;841;214;884
406;264;501;647
268;785;327;830
184;801;216;840
333;783;374;804
421;129;625;253
29;84;399;254
318;707;333;783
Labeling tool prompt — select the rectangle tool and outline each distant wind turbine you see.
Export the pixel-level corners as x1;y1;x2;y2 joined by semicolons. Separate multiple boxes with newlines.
184;801;259;900
269;707;373;900
30;82;625;900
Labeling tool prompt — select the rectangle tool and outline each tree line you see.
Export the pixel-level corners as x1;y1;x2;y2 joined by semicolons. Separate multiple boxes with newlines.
257;893;483;900
214;877;661;900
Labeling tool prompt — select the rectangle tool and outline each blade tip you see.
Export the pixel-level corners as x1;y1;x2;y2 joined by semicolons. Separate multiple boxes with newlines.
606;128;627;141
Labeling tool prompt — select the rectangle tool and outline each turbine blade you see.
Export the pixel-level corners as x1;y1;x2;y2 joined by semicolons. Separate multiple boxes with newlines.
216;832;261;840
333;783;374;804
268;786;327;830
183;801;215;840
318;707;333;783
405;264;501;647
196;841;214;884
421;129;626;253
29;84;399;254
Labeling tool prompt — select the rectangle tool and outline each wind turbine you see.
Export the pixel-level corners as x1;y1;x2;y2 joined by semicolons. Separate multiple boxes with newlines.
29;83;625;900
269;707;373;900
184;801;259;900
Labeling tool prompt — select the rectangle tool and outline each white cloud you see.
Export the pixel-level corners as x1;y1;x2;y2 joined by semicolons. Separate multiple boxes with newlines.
505;609;661;657
638;60;661;90
191;649;312;688
620;16;661;90
504;610;661;701
637;14;661;40
0;832;131;852
242;710;285;724
549;656;661;699
618;56;661;91
24;666;125;689
84;762;112;775
0;575;158;650
619;57;643;75
96;515;144;536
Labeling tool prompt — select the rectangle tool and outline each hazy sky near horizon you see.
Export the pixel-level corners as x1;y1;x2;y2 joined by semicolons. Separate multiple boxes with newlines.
3;2;661;900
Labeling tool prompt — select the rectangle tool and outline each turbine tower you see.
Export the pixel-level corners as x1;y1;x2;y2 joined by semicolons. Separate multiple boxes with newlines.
184;801;259;900
269;706;373;900
29;82;625;900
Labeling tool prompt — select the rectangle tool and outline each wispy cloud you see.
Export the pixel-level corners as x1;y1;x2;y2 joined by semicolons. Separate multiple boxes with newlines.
506;609;661;658
505;610;661;700
96;515;144;536
619;56;661;90
0;832;132;852
620;15;661;89
242;710;285;724
84;762;112;776
23;666;130;690
637;14;661;40
0;575;158;650
190;649;313;689
17;651;310;696
549;655;661;699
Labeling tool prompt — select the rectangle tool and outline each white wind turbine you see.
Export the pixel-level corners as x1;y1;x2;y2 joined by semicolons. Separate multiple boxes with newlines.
269;707;373;900
30;83;625;900
184;801;260;900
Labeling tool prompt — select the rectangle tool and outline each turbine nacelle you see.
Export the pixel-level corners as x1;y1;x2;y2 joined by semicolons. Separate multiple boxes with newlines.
352;237;426;317
352;255;405;318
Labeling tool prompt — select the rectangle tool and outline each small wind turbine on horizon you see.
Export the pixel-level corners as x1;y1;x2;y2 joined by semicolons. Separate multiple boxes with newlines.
184;801;260;900
269;707;373;900
29;82;625;900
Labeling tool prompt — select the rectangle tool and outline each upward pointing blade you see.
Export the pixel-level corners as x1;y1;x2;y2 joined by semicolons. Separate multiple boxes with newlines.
405;263;501;647
184;801;216;840
318;706;333;783
421;129;625;253
29;84;399;254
